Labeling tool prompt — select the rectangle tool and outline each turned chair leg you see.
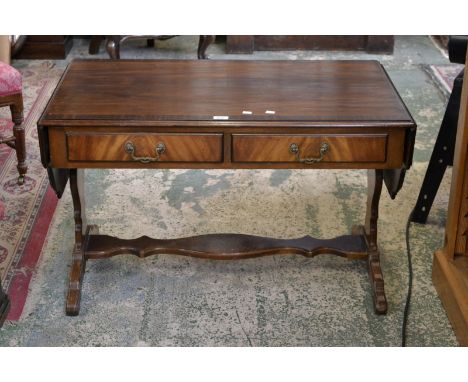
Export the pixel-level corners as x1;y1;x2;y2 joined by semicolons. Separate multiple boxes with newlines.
89;36;104;55
106;36;121;59
10;94;27;185
198;35;215;59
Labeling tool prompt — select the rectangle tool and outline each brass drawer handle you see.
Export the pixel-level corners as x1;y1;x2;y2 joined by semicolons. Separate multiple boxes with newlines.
289;142;329;164
124;141;166;163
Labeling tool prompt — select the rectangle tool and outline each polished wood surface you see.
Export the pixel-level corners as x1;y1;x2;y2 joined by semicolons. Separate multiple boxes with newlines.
84;233;368;260
47;126;409;170
232;134;390;164
38;59;416;316
39;60;414;124
66;133;223;162
432;51;468;345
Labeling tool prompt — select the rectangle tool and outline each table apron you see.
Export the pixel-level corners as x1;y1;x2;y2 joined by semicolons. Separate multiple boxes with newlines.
46;126;408;170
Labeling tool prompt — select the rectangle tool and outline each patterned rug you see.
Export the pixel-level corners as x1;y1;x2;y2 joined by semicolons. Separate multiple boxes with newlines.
425;64;464;98
0;62;60;320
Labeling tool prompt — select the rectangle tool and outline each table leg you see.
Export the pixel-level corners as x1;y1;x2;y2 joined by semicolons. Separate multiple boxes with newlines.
66;169;90;316
62;168;388;316
198;35;215;59
364;169;387;314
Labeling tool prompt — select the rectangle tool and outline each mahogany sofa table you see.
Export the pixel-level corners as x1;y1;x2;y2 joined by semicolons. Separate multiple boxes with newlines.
37;59;416;316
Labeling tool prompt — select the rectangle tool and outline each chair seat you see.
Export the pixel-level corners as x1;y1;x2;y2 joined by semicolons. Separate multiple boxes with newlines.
0;62;22;97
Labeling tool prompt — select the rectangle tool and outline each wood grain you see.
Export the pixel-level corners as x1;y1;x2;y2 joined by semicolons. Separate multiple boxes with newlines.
232;134;388;163
445;62;468;258
66;133;223;162
433;251;468;345
85;233;368;260
47;126;407;170
39;59;414;124
432;52;468;344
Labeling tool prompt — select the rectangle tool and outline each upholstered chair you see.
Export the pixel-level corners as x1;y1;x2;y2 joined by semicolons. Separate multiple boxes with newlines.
0;61;26;184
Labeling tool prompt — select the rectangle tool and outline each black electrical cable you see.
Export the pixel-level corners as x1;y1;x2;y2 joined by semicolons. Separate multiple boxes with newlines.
401;209;415;347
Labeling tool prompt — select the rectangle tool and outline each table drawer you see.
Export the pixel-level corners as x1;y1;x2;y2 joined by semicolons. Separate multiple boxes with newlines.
66;133;223;163
232;134;388;164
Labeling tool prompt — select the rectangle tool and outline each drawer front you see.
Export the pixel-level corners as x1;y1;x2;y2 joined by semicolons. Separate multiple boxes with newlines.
232;134;388;163
67;133;223;163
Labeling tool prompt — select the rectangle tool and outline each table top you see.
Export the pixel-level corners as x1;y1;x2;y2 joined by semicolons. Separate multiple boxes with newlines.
39;59;415;128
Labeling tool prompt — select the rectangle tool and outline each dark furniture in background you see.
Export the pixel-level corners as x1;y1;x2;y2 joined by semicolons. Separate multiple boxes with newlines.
13;36;73;59
0;280;10;327
411;36;468;223
38;59;415;316
226;36;394;54
89;35;215;59
10;36;394;60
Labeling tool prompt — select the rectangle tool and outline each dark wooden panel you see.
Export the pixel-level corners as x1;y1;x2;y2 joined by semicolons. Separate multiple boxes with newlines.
26;36;69;42
366;36;394;54
226;36;394;54
39;59;413;124
254;35;366;51
232;134;388;163
85;232;368;260
15;36;73;59
226;36;254;53
66;133;223;162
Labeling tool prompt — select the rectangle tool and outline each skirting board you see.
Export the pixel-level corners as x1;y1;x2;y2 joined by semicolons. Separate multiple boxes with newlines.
433;250;468;345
